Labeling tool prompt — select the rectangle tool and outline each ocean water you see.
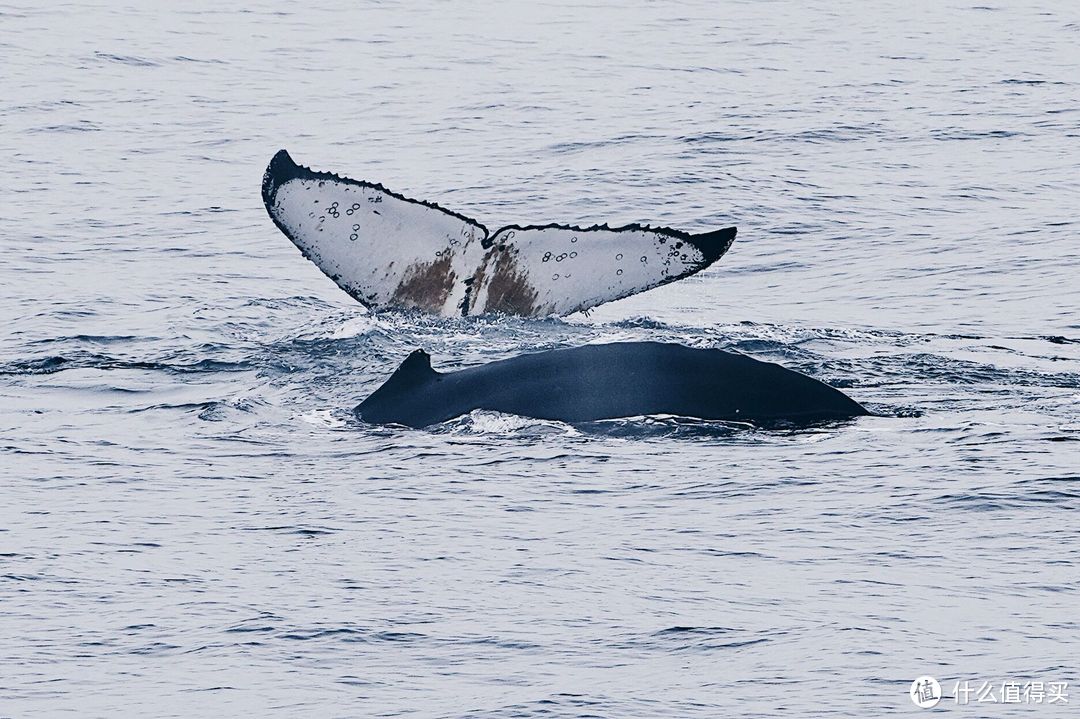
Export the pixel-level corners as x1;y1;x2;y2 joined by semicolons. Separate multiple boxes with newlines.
2;0;1079;716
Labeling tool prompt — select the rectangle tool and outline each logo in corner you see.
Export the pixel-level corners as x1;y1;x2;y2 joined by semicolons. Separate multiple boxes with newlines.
910;676;942;708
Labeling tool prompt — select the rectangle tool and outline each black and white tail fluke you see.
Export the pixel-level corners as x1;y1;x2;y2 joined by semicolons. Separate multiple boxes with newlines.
262;149;736;317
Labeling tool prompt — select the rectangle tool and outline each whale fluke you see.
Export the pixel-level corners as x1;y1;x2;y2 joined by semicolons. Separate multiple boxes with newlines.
262;150;736;317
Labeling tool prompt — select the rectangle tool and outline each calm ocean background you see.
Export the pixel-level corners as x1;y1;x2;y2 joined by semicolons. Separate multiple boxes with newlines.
2;1;1079;716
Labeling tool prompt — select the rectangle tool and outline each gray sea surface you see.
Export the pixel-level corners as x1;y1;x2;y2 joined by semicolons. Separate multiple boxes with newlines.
2;1;1079;716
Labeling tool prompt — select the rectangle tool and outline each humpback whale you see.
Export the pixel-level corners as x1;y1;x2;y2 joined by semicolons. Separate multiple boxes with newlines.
262;150;736;317
355;342;869;428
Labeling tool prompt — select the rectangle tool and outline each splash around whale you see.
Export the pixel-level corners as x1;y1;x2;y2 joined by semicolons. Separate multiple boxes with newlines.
262;150;736;317
355;342;869;429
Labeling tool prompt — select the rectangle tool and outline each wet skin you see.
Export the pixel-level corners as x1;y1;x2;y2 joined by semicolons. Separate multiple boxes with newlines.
356;341;869;429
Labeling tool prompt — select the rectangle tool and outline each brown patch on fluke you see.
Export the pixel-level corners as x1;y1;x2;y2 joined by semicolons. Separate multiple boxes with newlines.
392;254;456;311
477;248;540;315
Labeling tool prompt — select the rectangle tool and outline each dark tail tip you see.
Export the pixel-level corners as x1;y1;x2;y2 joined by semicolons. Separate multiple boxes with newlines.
688;226;737;265
262;149;299;205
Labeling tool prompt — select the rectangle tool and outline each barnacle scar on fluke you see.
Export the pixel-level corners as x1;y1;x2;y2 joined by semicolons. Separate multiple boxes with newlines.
355;342;870;429
262;149;737;317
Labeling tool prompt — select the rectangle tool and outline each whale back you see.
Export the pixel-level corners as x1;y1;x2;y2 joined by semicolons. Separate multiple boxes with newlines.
355;342;868;429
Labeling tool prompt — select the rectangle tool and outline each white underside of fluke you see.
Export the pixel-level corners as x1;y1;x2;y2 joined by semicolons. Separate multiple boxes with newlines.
263;150;735;317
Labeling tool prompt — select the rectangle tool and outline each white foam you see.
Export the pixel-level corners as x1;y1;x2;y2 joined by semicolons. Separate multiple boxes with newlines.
297;409;346;428
330;315;381;339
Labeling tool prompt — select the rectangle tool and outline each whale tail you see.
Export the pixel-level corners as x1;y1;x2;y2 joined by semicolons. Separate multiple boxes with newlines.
262;149;737;317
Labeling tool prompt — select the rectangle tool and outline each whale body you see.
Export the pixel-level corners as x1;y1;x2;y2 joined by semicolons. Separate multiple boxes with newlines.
262;150;736;317
355;342;869;428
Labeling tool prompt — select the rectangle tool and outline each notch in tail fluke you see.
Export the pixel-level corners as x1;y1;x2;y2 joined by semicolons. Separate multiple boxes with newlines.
261;149;738;317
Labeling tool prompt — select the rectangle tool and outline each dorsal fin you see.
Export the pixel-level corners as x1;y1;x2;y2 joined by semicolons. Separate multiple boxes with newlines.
386;349;438;387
